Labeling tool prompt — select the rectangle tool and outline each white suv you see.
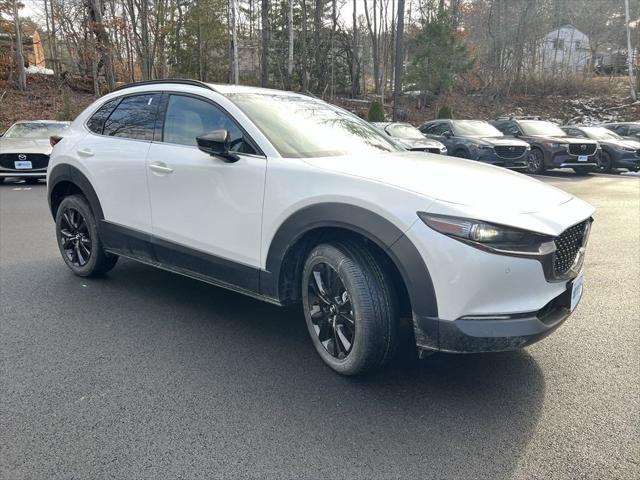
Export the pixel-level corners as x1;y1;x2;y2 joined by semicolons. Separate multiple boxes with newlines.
47;80;594;375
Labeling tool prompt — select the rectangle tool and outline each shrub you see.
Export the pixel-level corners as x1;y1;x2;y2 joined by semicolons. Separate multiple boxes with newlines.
436;105;453;119
367;99;385;122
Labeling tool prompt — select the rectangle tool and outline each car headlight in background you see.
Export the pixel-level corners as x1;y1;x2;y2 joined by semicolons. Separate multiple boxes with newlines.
616;145;636;152
477;145;493;150
417;213;555;255
544;142;569;149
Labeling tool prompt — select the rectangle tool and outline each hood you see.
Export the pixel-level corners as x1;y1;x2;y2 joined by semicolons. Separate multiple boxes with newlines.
0;137;52;155
601;138;640;149
303;151;573;215
397;137;444;149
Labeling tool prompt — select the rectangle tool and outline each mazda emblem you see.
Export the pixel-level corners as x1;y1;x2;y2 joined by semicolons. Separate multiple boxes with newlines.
508;146;515;151
18;154;27;160
580;144;586;150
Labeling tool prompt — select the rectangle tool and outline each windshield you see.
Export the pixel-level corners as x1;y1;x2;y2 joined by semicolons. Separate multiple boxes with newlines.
579;127;622;141
228;93;403;158
452;120;503;137
520;121;566;137
4;122;68;139
386;123;424;139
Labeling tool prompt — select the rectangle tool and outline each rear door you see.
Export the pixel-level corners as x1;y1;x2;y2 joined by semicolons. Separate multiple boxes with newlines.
77;93;160;240
145;93;267;291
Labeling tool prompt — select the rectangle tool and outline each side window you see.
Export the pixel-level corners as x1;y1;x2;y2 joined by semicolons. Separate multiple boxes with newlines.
103;94;161;140
163;95;256;154
86;98;120;135
433;123;452;136
613;125;628;135
501;122;521;136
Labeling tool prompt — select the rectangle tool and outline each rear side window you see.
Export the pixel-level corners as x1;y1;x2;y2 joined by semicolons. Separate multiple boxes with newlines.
86;98;120;134
103;94;161;140
162;94;256;154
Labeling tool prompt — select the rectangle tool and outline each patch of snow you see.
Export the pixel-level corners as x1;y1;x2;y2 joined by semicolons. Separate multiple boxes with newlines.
25;66;54;75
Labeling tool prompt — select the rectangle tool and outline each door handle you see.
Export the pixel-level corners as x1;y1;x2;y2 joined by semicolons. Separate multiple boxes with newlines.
76;148;94;157
148;162;174;174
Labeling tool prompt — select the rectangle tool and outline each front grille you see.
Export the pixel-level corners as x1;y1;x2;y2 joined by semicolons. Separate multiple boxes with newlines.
553;221;588;276
568;143;597;156
636;149;640;157
494;145;527;159
0;153;49;170
427;148;442;154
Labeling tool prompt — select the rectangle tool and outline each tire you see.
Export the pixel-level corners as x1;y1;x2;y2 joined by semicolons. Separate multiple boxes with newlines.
453;149;468;159
301;242;398;375
526;148;546;174
55;195;118;277
572;166;593;175
597;152;613;173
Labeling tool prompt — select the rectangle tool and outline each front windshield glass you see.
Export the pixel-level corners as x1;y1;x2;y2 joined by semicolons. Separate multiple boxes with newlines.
228;93;403;158
580;126;622;141
4;122;68;139
386;123;424;139
520;121;566;137
452;120;503;137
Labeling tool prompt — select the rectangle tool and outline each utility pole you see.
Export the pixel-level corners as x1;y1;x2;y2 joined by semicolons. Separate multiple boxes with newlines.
392;0;405;120
624;0;637;101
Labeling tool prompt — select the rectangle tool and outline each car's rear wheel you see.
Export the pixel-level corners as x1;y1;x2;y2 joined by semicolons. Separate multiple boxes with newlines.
55;195;118;277
527;148;545;174
597;152;613;173
302;242;397;375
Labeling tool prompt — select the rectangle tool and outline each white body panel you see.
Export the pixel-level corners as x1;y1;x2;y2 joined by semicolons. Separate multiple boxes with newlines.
146;143;266;267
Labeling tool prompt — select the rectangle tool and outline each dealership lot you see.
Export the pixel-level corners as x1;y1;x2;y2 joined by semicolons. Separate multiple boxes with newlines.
1;172;638;479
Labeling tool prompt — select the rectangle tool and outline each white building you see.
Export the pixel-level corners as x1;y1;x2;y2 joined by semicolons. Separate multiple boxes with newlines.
541;25;592;73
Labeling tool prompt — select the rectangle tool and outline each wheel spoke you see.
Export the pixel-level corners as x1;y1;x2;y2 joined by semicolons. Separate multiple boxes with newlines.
75;244;86;265
311;270;331;304
335;324;352;354
60;228;74;239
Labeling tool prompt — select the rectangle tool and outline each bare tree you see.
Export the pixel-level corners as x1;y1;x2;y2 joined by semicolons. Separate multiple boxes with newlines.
392;0;405;120
87;0;116;91
624;0;637;100
12;0;26;91
287;0;293;76
261;0;269;87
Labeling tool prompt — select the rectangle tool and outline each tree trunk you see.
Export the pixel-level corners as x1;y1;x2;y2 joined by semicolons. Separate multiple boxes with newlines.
300;0;309;90
231;0;240;83
49;0;60;78
88;0;116;91
261;0;270;87
351;0;358;98
392;0;405;121
287;0;294;76
624;0;637;100
363;0;381;94
12;0;26;91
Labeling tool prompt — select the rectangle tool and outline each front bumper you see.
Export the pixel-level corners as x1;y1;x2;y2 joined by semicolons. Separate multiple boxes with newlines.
0;170;47;178
549;150;599;169
414;284;574;353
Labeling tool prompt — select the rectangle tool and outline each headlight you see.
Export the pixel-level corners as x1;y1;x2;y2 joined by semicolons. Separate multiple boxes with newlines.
545;142;569;149
616;145;636;152
417;213;555;255
477;145;493;150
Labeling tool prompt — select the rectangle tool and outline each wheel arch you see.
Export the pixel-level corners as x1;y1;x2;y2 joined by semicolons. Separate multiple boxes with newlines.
262;203;438;320
48;164;104;221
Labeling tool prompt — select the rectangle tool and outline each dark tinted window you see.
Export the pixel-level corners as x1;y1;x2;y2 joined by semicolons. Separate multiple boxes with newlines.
430;123;452;136
496;122;521;136
87;98;120;134
103;94;160;140
163;95;256;154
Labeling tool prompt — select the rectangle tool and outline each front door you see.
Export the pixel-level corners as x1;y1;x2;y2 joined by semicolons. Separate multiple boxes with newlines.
146;93;267;291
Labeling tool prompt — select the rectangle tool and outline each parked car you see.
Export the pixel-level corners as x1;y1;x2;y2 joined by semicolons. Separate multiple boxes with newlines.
561;125;640;173
372;122;447;154
601;122;640;142
47;80;594;375
0;120;70;183
491;118;600;175
418;119;530;169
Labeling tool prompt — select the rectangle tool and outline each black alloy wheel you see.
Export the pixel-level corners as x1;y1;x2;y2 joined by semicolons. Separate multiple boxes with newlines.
306;262;355;359
59;207;92;267
55;195;118;276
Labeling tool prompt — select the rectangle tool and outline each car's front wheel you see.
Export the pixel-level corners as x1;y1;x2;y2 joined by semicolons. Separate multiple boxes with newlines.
527;148;545;174
55;195;118;277
302;242;397;375
597;152;613;173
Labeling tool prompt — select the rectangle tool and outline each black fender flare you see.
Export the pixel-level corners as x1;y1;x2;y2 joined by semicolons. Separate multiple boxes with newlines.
47;164;104;220
262;203;438;319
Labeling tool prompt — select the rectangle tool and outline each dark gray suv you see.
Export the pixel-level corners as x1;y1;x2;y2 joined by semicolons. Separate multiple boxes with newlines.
419;120;530;169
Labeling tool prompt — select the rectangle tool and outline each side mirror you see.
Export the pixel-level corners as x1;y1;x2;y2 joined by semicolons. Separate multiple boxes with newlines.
196;129;239;163
443;131;452;138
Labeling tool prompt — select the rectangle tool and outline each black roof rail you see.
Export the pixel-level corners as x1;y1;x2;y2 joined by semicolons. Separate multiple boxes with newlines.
113;78;218;92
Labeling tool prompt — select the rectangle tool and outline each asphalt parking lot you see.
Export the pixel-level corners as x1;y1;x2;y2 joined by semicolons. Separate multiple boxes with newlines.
1;171;638;480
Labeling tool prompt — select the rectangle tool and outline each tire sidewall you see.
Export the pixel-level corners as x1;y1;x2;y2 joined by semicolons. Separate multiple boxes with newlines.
55;196;102;277
598;152;612;173
301;246;373;375
527;148;545;174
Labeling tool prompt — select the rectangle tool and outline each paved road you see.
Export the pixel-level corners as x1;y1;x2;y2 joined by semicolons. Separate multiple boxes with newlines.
1;172;638;480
